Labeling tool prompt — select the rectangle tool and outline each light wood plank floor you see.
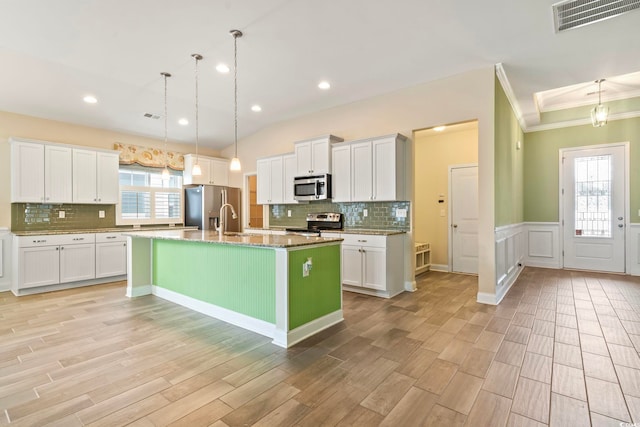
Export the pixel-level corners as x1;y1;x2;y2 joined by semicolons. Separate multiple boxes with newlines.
2;267;640;426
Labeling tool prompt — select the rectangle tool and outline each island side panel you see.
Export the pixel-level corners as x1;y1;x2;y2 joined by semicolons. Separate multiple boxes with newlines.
152;240;276;324
288;244;341;330
126;236;153;297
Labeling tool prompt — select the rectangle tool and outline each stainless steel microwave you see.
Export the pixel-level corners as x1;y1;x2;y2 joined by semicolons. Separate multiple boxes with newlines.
294;174;332;201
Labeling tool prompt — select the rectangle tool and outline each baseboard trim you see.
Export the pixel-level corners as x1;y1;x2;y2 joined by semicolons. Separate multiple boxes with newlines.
430;264;449;272
273;310;343;348
477;292;497;305
152;285;276;341
127;284;152;298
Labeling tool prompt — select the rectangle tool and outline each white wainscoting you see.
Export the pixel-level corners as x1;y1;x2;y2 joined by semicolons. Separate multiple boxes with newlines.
495;223;525;303
524;222;562;269
628;224;640;276
0;230;10;292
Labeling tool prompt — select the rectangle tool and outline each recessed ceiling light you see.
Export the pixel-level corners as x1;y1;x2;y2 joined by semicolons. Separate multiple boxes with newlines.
83;95;98;104
433;126;446;132
216;64;230;74
178;118;189;126
251;105;262;112
318;81;331;90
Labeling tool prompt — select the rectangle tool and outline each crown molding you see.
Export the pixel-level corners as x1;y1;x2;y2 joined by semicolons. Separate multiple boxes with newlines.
526;109;640;132
495;63;528;132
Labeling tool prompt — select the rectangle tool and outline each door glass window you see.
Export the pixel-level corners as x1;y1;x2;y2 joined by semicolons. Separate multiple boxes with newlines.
574;155;611;237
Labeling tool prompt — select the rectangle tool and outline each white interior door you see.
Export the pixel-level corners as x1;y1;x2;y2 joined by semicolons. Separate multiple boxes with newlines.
451;165;479;274
562;145;625;272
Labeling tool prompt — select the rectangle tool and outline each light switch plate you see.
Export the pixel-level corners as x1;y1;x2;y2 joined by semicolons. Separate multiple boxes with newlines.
287;210;292;217
396;208;407;218
99;210;105;218
58;211;65;219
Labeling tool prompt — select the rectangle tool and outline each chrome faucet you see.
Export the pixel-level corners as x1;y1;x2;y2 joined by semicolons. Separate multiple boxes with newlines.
218;203;238;237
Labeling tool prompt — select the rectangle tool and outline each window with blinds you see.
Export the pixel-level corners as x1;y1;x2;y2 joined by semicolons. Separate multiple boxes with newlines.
116;166;183;225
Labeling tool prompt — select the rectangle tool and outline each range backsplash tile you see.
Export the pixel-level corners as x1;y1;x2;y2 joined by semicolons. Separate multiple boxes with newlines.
11;203;117;232
269;201;410;230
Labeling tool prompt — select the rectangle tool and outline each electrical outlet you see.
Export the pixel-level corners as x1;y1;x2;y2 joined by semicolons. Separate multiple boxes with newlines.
99;210;105;218
58;211;65;219
287;210;292;217
363;209;368;217
396;208;407;218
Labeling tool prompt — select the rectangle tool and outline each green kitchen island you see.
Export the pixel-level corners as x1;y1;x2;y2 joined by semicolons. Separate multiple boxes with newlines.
124;229;343;348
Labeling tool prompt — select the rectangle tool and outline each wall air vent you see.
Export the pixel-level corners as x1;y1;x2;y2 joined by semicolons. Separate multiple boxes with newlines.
143;113;160;119
553;0;640;32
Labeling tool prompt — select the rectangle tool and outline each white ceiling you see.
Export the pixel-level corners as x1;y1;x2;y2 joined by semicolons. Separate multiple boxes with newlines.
1;0;639;150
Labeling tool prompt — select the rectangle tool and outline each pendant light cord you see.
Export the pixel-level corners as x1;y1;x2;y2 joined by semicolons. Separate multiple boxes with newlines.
234;33;238;159
194;55;200;164
161;72;171;171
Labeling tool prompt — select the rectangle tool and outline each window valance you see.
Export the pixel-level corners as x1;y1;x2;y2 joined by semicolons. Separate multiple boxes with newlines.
114;143;184;171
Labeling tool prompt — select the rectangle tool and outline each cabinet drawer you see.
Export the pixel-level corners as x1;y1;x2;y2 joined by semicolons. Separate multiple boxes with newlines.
340;234;387;248
17;233;95;248
96;233;126;243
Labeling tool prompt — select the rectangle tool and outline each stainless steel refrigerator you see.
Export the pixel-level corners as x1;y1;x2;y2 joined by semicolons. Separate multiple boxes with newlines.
184;185;241;232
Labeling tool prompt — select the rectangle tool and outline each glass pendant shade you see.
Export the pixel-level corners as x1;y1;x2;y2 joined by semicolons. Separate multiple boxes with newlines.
161;166;171;181
192;163;202;176
230;157;241;171
591;104;608;127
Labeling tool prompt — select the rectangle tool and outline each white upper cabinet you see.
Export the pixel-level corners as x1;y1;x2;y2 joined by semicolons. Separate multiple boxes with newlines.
183;154;229;186
45;145;73;203
73;149;119;204
294;135;343;176
351;141;374;201
11;139;72;203
282;153;297;204
330;134;407;202
256;155;284;205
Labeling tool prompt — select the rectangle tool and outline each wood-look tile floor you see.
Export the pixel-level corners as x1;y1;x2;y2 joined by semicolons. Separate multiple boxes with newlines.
2;267;640;426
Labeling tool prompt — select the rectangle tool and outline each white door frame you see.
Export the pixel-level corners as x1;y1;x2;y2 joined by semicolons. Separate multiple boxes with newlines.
558;142;630;272
448;163;478;273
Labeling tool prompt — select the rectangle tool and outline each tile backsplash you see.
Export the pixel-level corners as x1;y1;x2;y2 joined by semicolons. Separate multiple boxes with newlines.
269;201;410;230
11;203;117;232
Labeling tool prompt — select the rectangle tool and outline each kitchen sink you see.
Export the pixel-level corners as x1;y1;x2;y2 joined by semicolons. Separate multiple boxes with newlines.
223;232;255;237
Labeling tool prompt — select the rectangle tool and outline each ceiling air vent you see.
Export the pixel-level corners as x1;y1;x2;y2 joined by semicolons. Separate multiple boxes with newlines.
553;0;640;32
143;113;160;119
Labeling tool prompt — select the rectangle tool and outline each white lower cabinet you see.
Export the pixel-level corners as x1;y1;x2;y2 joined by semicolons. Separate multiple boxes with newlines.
60;243;95;283
19;246;60;289
13;232;126;295
335;233;405;298
95;234;127;278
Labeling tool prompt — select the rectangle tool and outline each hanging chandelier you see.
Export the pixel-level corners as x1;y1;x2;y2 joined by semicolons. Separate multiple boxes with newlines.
591;79;608;128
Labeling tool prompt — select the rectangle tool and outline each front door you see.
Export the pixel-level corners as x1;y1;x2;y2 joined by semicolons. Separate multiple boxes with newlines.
451;165;479;274
562;145;626;272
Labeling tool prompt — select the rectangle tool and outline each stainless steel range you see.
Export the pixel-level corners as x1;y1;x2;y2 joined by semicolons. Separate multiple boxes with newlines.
285;212;343;236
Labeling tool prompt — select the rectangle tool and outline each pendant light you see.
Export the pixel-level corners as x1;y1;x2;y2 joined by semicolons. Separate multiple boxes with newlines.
591;79;608;127
191;53;203;176
161;72;172;181
229;29;243;171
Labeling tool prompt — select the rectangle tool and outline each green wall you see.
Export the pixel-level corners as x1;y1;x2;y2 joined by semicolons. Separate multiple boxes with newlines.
524;117;640;223
288;245;341;330
495;76;525;227
153;240;276;323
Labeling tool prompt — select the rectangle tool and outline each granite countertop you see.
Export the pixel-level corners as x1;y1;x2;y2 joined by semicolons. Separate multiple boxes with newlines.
321;229;407;236
12;226;198;237
124;229;343;248
247;227;406;236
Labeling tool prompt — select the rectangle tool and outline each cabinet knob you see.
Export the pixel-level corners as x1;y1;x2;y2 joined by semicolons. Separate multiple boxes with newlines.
56;247;59;250
123;243;127;247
